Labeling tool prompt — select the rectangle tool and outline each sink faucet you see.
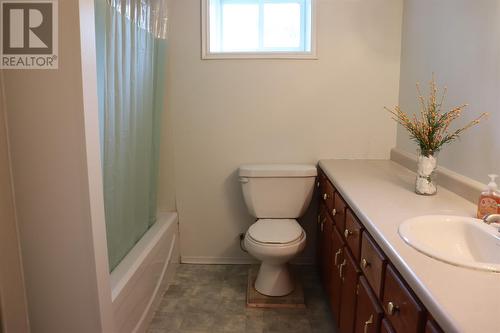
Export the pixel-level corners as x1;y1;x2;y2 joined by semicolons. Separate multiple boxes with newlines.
483;214;500;233
483;214;500;224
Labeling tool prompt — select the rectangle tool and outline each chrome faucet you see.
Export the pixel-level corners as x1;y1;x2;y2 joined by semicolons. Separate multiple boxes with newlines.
483;214;500;224
483;214;500;233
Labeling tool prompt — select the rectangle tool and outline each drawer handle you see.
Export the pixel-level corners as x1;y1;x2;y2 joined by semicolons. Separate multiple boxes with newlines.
364;314;374;333
320;220;324;232
361;258;370;269
332;208;337;216
317;216;326;225
323;193;328;201
316;181;320;188
339;259;347;278
344;228;353;238
387;301;399;315
334;248;342;266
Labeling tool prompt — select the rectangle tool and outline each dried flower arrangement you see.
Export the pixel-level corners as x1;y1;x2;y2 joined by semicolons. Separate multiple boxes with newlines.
385;75;488;157
385;75;488;195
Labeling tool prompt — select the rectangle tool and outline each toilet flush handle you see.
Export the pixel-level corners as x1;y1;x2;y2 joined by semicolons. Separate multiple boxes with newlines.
239;177;249;183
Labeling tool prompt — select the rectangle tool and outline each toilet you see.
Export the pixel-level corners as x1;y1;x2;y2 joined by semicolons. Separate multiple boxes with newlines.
239;164;317;296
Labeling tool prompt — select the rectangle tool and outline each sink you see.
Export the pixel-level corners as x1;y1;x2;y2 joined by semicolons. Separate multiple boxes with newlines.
399;215;500;272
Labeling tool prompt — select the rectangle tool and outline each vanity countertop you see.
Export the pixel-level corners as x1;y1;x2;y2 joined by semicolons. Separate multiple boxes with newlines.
318;159;500;333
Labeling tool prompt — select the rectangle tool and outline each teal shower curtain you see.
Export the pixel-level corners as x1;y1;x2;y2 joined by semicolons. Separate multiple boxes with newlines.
95;0;167;271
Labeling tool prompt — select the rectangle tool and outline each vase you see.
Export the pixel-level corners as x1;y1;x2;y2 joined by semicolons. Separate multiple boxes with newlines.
415;150;438;195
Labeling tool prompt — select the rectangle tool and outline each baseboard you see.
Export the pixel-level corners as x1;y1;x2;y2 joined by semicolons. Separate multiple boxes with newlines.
181;256;315;265
390;148;484;204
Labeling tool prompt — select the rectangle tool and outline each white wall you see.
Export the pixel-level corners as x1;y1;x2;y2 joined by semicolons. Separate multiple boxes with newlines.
2;0;114;331
167;0;403;263
397;0;500;183
157;12;178;213
0;75;30;333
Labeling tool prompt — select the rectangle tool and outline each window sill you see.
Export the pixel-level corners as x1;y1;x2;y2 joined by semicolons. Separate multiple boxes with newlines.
201;51;318;60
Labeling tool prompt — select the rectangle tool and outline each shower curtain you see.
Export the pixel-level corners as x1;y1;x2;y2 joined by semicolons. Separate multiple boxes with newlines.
95;0;167;270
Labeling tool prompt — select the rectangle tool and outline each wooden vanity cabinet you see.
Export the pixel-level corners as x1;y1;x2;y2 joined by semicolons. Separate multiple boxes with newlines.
355;276;383;333
317;166;444;333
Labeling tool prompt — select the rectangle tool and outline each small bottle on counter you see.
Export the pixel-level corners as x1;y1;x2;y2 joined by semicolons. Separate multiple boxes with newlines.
476;174;500;219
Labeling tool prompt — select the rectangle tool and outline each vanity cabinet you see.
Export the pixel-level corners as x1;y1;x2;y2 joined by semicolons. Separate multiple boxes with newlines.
317;167;443;333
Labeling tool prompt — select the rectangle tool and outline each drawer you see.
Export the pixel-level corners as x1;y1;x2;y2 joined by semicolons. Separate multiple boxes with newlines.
333;192;347;233
360;232;387;298
381;319;396;333
344;209;364;261
425;319;443;333
354;276;383;333
317;168;327;192
320;178;335;214
382;265;425;333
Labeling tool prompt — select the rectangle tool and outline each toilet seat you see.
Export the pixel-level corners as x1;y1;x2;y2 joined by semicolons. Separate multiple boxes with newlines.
247;219;304;245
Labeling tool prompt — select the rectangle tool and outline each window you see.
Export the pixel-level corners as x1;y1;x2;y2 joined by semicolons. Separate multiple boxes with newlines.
202;0;316;59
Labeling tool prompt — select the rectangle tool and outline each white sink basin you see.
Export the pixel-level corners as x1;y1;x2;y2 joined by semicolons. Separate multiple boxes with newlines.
399;215;500;273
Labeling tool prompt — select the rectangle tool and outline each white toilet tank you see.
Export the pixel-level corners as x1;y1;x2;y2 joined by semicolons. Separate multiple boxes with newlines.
239;164;317;218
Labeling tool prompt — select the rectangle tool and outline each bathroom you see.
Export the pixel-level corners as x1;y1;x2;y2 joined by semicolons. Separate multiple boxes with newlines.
0;0;499;332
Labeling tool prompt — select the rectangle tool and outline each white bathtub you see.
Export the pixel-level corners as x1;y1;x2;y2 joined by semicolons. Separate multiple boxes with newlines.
110;212;179;333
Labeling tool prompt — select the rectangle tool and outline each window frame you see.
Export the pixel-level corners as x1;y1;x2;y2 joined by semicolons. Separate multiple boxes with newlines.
201;0;317;59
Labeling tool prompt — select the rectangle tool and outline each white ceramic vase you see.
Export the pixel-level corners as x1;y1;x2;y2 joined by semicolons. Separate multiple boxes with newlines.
415;151;438;195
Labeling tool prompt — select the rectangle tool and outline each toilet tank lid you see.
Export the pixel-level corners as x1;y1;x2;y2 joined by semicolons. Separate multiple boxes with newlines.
239;164;317;178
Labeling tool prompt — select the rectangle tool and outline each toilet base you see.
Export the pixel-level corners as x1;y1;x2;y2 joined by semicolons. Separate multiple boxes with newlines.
254;262;294;296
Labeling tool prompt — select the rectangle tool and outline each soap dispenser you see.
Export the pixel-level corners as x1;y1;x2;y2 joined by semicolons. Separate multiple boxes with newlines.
476;174;500;219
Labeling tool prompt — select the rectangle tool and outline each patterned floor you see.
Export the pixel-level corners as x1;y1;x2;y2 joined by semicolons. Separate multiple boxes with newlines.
147;264;336;333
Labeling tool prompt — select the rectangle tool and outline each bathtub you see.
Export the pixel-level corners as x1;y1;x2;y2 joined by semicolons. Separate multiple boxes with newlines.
110;212;179;333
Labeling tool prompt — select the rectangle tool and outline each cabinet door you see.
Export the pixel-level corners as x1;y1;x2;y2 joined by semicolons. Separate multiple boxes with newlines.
339;250;361;333
317;204;326;278
322;209;334;292
355;277;383;333
330;227;345;324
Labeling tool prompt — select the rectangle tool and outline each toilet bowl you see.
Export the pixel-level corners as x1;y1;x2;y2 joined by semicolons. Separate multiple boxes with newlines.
239;164;317;296
244;219;307;296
